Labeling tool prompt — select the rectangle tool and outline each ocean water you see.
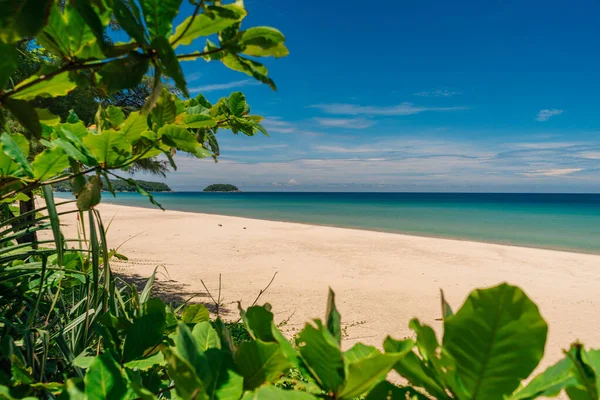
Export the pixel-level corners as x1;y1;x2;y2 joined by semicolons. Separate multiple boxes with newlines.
65;192;600;254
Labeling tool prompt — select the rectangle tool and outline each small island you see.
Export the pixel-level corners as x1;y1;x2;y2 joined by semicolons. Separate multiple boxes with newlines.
203;184;240;192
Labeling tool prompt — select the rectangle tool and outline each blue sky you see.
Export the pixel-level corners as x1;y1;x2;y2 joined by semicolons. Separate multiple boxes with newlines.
154;0;600;192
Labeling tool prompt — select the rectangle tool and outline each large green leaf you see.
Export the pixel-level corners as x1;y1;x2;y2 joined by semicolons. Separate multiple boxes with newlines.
509;357;576;400
295;321;345;394
84;353;130;400
205;348;244;400
565;345;600;399
150;88;177;127
178;114;216;128
182;304;210;324
170;5;247;48
163;348;207;400
240;27;289;58
37;4;104;60
176;323;211;383
339;343;412;399
83;130;132;168
119;111;148;144
158;124;210;158
192;321;221;351
98;52;149;93
383;336;449;399
235;340;291;390
32;147;70;181
122;301;166;362
0;0;53;43
221;54;276;90
106;106;125;126
241;385;317;399
152;36;188;97
10;70;76;101
0;133;33;178
140;0;182;38
442;283;548;400
3;98;42;139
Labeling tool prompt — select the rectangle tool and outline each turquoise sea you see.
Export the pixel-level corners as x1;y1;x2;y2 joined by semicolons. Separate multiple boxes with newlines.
69;192;600;254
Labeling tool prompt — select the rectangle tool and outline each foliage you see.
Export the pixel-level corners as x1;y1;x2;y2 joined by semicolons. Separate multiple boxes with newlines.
203;183;240;192
53;178;172;192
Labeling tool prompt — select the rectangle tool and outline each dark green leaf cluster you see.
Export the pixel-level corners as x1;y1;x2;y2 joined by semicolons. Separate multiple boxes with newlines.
203;183;240;192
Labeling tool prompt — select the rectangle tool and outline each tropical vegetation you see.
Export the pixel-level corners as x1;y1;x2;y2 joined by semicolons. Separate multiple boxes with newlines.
0;1;598;399
53;179;172;192
203;183;240;192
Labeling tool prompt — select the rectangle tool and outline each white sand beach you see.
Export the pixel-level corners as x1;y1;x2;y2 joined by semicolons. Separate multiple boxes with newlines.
61;202;600;372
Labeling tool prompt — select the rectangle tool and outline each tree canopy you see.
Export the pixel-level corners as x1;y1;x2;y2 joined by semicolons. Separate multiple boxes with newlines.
203;183;240;192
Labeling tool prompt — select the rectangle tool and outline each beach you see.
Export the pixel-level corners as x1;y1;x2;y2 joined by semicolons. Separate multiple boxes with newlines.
61;202;600;373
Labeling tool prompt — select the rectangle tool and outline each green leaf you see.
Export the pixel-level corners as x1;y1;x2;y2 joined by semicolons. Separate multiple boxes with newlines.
0;43;18;89
158;124;210;158
295;321;345;394
141;0;183;38
443;283;548;400
151;88;177;127
0;133;33;178
3;98;42;139
365;381;430;400
383;336;449;399
241;305;276;342
221;54;276;90
509;357;577;400
163;347;207;400
235;340;291;390
565;344;600;400
240;27;289;58
106;106;125;126
152;36;188;97
98;52;149;93
0;0;53;43
241;385;317;400
170;5;247;48
340;344;412;399
10;70;76;101
83;130;132;168
55;126;98;165
192;321;221;351
32;147;70;181
84;353;129;400
440;289;454;319
119;111;149;143
228;92;248;117
176;323;211;383
35;108;61;126
113;0;148;44
76;175;102;210
201;348;243;400
124;351;164;371
178;114;216;128
182;304;210;324
325;288;341;345
123;301;167;362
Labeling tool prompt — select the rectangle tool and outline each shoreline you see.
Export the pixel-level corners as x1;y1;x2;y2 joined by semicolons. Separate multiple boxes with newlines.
59;196;600;256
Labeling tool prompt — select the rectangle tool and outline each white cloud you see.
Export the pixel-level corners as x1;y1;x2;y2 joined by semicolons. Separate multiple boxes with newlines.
225;144;288;152
311;102;467;116
536;109;564;122
288;178;299;185
189;79;260;93
186;72;202;82
413;89;461;97
520;168;583;177
261;117;322;137
313;118;374;129
579;151;600;159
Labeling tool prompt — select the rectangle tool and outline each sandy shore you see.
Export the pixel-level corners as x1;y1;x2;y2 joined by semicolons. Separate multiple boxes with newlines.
60;202;600;374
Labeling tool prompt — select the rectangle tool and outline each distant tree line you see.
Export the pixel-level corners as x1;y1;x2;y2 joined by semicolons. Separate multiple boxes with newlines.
53;179;172;193
203;184;240;192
